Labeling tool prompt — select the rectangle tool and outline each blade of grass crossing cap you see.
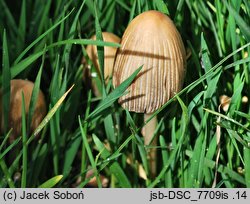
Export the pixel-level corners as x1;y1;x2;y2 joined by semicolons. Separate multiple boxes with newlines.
21;92;27;188
27;47;45;134
94;0;105;88
87;66;142;122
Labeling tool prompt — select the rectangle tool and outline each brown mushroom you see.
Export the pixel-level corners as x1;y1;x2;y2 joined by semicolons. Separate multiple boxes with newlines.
0;79;47;142
85;32;121;83
219;95;231;112
113;10;186;177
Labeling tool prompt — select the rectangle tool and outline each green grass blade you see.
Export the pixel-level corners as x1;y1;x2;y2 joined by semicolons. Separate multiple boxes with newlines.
14;8;74;64
188;91;204;118
87;66;143;122
204;108;250;133
234;111;250;120
227;129;245;165
39;175;63;188
10;51;44;78
224;57;250;71
201;33;212;81
104;115;116;145
94;0;105;85
0;137;21;160
48;55;66;175
203;2;222;57
201;32;222;105
129;0;137;22
115;0;130;11
204;135;217;185
57;9;65;42
93;1;116;146
244;147;250;187
79;117;102;188
228;81;244;116
125;109;138;132
243;0;250;16
63;133;81;178
49;55;63;102
226;7;237;54
174;0;185;21
48;39;120;48
2;29;11;134
0;1;17;35
125;109;148;176
27;49;45;133
154;0;169;15
17;0;26;53
37;0;52;36
159;135;172;187
149;129;185;187
178;96;205;188
29;143;48;186
214;0;226;53
149;96;188;187
28;85;74;144
93;134;131;187
49;109;60;175
21;93;27;188
0;129;12;152
224;0;250;42
186;150;245;185
0;159;15;188
63;1;85;70
85;0;94;15
81;91;91;178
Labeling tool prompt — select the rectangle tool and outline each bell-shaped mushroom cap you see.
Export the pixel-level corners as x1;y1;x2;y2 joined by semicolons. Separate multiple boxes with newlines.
86;32;121;82
113;10;186;113
0;79;46;142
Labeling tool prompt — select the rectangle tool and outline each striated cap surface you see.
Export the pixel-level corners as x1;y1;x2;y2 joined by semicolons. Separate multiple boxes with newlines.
113;10;186;113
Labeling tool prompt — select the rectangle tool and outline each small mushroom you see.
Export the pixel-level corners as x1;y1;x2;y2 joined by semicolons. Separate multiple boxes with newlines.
219;95;231;112
85;32;121;83
0;79;47;142
113;10;186;177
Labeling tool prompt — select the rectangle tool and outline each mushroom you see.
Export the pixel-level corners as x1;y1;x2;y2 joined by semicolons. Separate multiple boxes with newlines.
86;32;120;82
219;95;231;112
83;32;120;95
0;79;47;143
113;10;186;177
82;32;120;96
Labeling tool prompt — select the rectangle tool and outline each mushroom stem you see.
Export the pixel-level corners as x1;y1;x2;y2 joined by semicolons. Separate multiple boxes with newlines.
143;113;157;178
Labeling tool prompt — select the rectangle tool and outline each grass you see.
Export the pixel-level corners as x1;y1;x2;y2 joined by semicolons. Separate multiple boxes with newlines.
0;0;250;188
